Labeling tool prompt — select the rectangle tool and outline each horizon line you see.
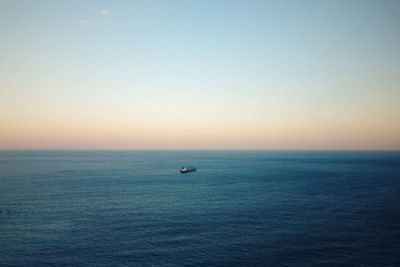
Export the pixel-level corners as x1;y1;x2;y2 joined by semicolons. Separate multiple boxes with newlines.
1;148;399;152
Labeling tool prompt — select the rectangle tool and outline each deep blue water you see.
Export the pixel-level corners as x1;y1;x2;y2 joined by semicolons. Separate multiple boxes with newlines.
1;150;400;266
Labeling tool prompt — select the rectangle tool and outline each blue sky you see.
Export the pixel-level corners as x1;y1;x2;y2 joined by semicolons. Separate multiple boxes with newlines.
1;0;399;149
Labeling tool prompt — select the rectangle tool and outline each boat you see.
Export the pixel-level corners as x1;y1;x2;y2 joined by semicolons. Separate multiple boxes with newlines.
180;166;196;173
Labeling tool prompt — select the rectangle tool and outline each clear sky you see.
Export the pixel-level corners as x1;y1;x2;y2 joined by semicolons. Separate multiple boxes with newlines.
1;0;399;149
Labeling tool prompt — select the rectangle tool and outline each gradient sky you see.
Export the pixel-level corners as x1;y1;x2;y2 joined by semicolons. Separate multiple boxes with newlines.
1;0;400;149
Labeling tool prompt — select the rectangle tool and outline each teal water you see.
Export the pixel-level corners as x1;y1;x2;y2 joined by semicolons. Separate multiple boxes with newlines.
1;150;400;266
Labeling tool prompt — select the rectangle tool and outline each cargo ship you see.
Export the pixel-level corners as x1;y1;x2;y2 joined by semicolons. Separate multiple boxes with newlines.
180;166;196;173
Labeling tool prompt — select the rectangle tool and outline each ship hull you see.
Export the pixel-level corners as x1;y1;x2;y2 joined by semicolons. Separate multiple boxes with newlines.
180;168;196;173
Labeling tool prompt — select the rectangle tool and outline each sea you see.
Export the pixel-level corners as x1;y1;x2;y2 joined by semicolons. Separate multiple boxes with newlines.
1;150;399;266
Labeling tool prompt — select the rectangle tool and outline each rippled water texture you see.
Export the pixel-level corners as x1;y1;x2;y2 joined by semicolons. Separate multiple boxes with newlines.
1;150;400;266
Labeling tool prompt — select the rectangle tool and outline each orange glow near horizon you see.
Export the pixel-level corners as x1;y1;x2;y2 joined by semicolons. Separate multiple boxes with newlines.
1;114;399;149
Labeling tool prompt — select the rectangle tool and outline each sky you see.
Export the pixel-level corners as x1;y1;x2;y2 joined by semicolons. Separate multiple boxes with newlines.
1;0;400;149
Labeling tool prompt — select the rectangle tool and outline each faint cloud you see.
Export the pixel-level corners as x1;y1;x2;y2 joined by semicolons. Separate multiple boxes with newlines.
80;19;91;25
80;8;110;26
101;8;110;16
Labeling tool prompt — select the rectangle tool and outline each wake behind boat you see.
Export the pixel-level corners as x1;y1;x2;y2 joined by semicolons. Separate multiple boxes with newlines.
180;166;196;173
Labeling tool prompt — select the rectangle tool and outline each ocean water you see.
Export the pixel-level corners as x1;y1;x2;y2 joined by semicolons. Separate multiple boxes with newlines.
1;150;399;267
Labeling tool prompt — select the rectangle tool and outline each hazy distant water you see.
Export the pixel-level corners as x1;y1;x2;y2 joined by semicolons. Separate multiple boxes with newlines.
1;150;399;266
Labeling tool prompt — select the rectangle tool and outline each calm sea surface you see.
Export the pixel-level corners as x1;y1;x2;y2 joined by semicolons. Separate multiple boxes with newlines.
1;150;399;266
